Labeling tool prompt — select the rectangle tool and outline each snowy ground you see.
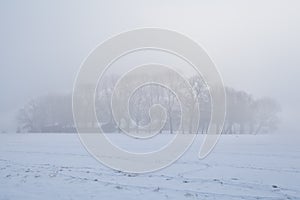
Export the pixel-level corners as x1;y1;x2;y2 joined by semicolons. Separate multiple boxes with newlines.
0;133;299;200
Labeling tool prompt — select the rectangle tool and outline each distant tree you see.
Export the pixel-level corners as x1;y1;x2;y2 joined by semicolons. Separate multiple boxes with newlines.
224;88;255;134
96;75;118;132
17;94;74;133
223;88;280;134
189;76;210;134
252;97;281;134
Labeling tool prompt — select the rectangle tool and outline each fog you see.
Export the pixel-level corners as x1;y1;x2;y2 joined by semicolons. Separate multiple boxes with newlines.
1;0;299;133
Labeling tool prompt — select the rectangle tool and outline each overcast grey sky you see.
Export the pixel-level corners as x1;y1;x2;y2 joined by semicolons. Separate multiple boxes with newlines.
0;0;299;132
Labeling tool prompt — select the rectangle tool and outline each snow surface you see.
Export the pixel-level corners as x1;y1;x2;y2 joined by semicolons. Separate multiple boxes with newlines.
0;133;299;200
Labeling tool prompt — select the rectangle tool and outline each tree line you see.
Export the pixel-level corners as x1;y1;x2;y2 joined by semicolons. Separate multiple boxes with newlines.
17;75;280;134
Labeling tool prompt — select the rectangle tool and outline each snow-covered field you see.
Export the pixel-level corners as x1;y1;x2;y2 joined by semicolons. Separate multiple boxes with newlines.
0;133;299;200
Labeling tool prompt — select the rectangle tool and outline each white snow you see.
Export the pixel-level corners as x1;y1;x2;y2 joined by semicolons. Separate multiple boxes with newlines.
0;133;299;200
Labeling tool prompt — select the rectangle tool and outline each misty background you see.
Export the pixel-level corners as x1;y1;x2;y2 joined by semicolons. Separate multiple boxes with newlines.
1;0;299;133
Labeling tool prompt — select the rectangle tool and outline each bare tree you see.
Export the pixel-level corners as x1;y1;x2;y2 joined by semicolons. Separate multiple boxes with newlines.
252;97;281;134
17;94;73;133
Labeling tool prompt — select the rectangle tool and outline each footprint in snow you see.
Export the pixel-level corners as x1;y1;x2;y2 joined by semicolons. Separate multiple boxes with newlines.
213;179;223;184
127;173;138;177
184;192;193;198
115;185;123;190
